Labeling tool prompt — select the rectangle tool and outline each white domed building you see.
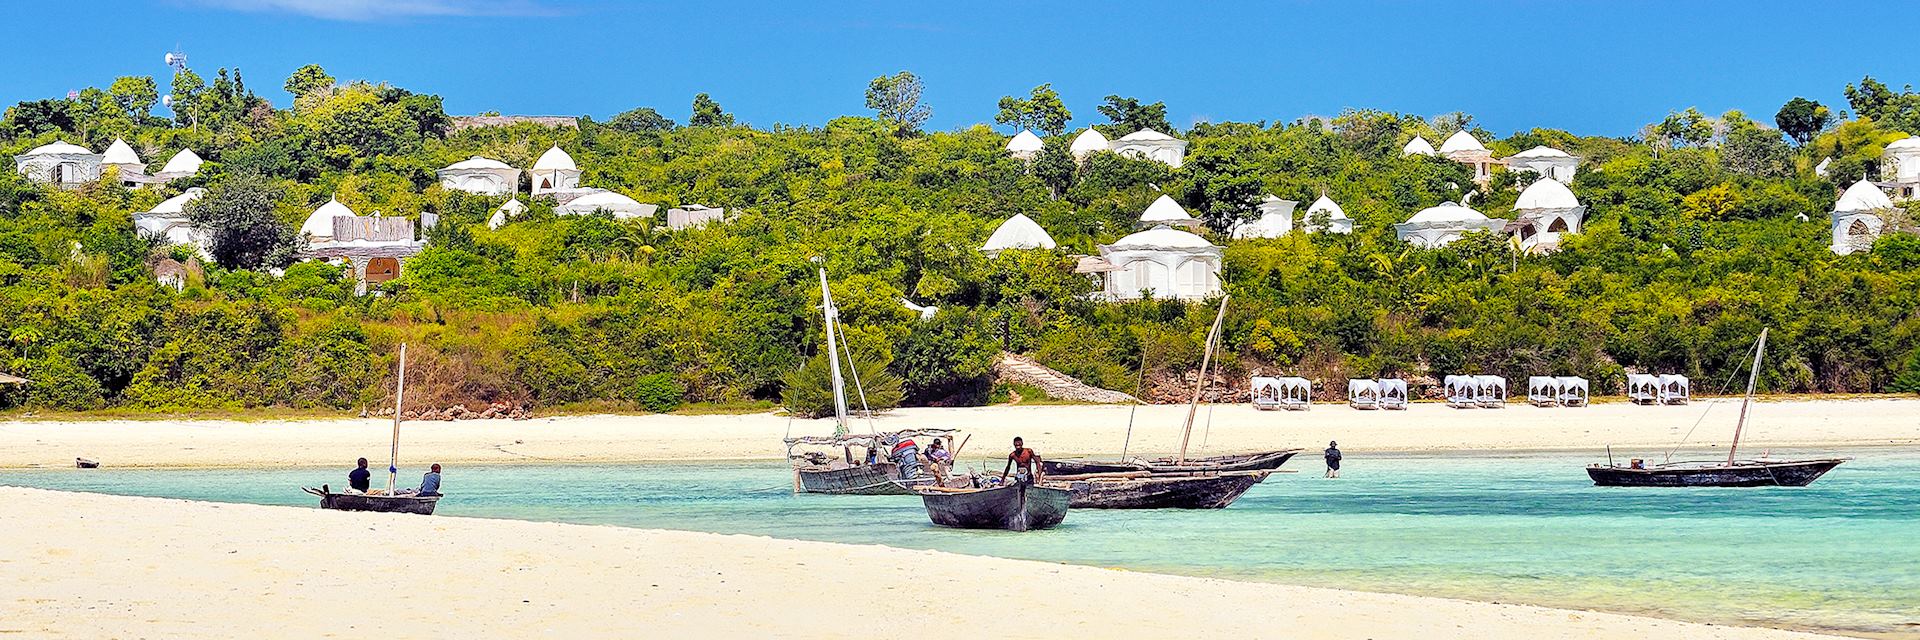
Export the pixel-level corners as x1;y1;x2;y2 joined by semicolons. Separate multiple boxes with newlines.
529;145;582;195
132;188;211;259
14;141;101;188
554;190;657;219
1302;194;1354;234
299;198;427;295
1831;179;1896;255
436;156;521;196
1402;136;1437;157
101;139;145;183
1509;179;1586;253
1006;130;1044;162
1881;137;1920;200
1439;131;1499;183
1139;194;1202;229
980;213;1057;255
1506;146;1579;183
154;149;204;181
1395;202;1507;248
1078;199;1222;300
1231;196;1298;240
1069;127;1110;161
1111;129;1188;168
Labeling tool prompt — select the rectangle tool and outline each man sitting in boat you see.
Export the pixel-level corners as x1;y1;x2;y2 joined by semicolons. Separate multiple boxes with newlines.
1001;437;1042;484
417;464;443;497
348;458;371;494
924;438;952;483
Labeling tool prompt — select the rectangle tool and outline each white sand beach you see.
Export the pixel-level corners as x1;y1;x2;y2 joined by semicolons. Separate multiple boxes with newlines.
2;398;1914;469
0;487;1849;639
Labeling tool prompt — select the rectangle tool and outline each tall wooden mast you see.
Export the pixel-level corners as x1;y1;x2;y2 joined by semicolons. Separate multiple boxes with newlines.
1728;328;1768;465
1178;295;1230;464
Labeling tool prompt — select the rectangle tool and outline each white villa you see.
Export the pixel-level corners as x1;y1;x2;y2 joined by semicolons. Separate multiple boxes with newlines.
1139;194;1202;228
102;139;144;184
1006;130;1044;161
1439;131;1498;183
554;190;656;219
529;145;583;196
1079;198;1223;300
1402;136;1437;157
1231;195;1297;239
666;204;726;230
1509;178;1586;253
132;188;211;259
154;148;202;181
1395;201;1507;248
1302;194;1353;234
1069;127;1109;161
1507;146;1579;183
981;213;1057;254
14;141;101;188
298;198;427;295
1831;179;1895;255
436;156;520;196
1110;129;1188;168
1880;137;1920;200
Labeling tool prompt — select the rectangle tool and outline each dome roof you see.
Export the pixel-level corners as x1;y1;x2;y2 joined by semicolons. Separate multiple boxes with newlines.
1407;202;1488;224
1109;226;1216;250
445;156;514;170
144;188;206;215
102;139;142;165
981;213;1057;251
532;145;577;171
1511;145;1572;159
1402;136;1436;156
1070;128;1110;154
1305;195;1348;220
300;198;359;238
25;140;93;156
1439;130;1486;154
159;148;203;175
1835;179;1894;212
1006;130;1044;153
1514;178;1581;210
1139;195;1197;225
565;190;641;208
1118;128;1176;141
1885;136;1920;152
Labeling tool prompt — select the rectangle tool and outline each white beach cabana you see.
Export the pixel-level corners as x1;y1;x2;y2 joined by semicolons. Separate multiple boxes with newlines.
155;148;203;180
1830;179;1894;255
437;156;521;196
1439;131;1498;183
1302;194;1353;234
1111;129;1188;168
554;190;657;219
529;145;582;195
14;140;101;188
1444;375;1478;408
1251;376;1285;410
1138;195;1203;229
1272;377;1312;410
1509;178;1586;253
1347;378;1381;409
981;213;1057;255
1657;374;1691;405
1527;376;1561;407
1377;378;1409;410
132;188;211;259
1396;202;1507;248
1626;374;1659;405
1506;146;1579;183
1006;130;1044;161
1069;128;1110;161
1232;196;1297;240
1402;136;1437;157
1474;375;1507;408
1556;376;1589;407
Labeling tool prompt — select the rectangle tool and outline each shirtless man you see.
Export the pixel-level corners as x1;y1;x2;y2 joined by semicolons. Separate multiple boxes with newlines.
1000;437;1042;484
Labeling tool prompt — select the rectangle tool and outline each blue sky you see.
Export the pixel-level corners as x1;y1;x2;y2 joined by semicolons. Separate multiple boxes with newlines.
4;1;1913;137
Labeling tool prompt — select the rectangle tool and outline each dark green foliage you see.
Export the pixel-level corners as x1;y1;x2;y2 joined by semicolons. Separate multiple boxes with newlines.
1774;97;1831;145
688;93;733;128
186;173;302;270
1096;95;1173;136
781;353;902;418
607;107;675;133
632;373;685;412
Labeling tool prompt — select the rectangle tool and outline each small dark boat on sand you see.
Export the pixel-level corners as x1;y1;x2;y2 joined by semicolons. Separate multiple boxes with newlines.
1586;459;1843;487
1052;470;1270;509
1043;449;1299;475
74;458;99;469
917;481;1069;531
303;484;440;515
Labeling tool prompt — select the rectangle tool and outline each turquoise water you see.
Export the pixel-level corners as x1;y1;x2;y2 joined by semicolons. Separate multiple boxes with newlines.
4;448;1915;637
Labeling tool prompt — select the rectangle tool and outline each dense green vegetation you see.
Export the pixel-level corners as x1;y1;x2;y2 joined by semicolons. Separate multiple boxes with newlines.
3;67;1918;414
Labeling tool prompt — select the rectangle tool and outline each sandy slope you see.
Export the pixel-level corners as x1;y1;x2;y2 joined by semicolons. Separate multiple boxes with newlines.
0;487;1846;639
2;398;1913;469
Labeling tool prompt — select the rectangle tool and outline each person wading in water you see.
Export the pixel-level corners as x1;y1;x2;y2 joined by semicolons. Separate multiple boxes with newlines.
1001;437;1042;484
1324;441;1342;478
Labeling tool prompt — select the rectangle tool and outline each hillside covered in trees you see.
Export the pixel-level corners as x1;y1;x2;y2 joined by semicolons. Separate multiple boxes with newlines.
3;65;1919;414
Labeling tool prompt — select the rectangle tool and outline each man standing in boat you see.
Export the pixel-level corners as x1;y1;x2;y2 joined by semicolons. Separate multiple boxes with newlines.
1001;437;1042;484
1324;441;1342;479
349;458;372;493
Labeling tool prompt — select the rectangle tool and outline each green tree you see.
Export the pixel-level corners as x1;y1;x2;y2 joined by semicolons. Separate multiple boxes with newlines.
1651;107;1713;149
608;106;676;133
1774;97;1831;145
865;70;931;136
107;76;160;122
781;352;902;418
283;64;336;100
688;93;733;127
1096;95;1173;136
186;173;303;270
168;68;206;127
994;84;1072;136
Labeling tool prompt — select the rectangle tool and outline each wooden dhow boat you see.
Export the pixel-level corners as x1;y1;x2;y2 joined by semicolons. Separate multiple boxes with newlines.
917;481;1070;531
1043;450;1299;476
301;343;443;515
1587;329;1845;488
1050;470;1272;509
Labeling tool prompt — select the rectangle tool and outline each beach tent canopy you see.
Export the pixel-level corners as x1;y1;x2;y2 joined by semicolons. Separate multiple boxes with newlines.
1626;373;1659;403
1556;376;1589;406
1473;375;1507;406
1657;374;1691;404
1444;375;1477;405
1376;378;1409;408
1347;379;1380;398
1527;376;1560;405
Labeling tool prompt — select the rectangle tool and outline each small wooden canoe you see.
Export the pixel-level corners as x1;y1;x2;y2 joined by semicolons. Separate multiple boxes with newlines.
303;485;440;515
794;462;938;495
1054;471;1269;509
917;481;1069;531
74;458;100;469
1043;449;1299;475
1587;459;1843;487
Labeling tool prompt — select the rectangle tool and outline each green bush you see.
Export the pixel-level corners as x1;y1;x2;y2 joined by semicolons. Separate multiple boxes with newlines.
632;373;685;413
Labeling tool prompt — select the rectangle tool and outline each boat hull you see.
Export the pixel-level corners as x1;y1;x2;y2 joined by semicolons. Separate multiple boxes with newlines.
1059;472;1268;509
918;482;1069;531
1043;450;1298;476
316;492;440;515
1587;459;1844;487
795;462;931;495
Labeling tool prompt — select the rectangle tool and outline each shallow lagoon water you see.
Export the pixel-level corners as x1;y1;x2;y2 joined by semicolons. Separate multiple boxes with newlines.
5;448;1914;637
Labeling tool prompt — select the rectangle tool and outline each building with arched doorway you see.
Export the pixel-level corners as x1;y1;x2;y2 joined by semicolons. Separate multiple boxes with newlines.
1395;202;1507;248
1110;129;1188;168
1076;197;1223;300
1506;146;1579;183
298;198;428;295
529;145;582;196
1439;131;1499;184
436;156;521;196
1830;179;1894;255
1508;178;1586;253
14;141;102;188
